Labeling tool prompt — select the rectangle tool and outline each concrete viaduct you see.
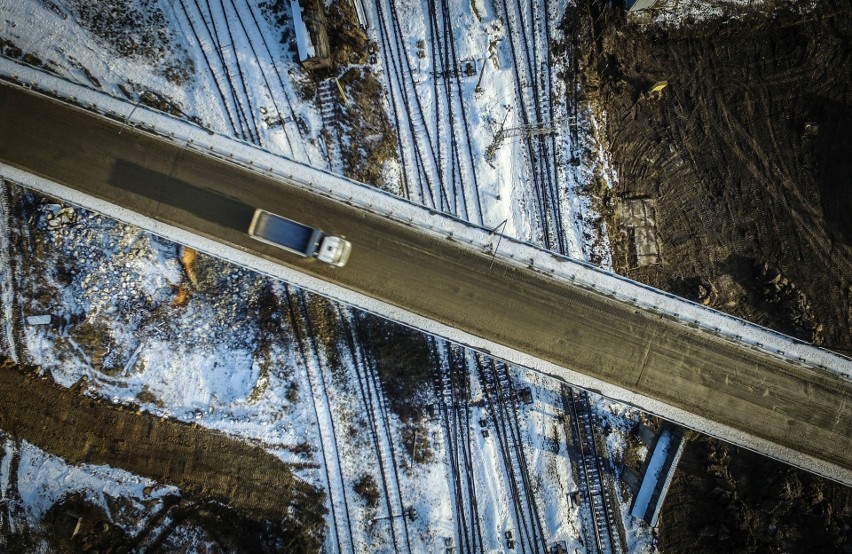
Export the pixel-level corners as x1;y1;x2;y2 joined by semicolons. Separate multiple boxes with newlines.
0;62;849;485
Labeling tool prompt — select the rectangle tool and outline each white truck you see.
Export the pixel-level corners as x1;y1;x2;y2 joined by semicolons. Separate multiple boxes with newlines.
248;209;352;267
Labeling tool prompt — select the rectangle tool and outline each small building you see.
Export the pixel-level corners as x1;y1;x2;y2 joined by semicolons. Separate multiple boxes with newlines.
350;0;367;29
626;0;657;11
291;0;331;70
630;424;686;526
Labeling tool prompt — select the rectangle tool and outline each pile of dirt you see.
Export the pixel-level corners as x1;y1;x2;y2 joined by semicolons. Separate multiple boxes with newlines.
9;486;324;553
574;0;852;550
41;493;133;553
324;0;398;188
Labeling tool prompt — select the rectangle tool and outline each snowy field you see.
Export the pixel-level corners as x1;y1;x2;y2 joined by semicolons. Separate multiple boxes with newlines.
0;0;660;551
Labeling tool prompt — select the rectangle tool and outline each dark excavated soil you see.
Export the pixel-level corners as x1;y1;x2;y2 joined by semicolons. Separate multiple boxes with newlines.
596;1;852;351
579;0;852;551
0;358;326;552
658;433;851;553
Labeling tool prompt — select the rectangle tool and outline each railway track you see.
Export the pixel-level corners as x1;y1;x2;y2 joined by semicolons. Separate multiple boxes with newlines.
173;0;242;139
224;0;313;161
369;0;444;208
173;0;314;162
317;79;344;174
168;6;421;549
183;0;258;142
202;0;260;143
339;309;412;553
433;342;483;553
494;0;566;254
563;386;623;554
284;288;355;554
424;0;483;224
168;3;620;551
0;1;635;550
478;356;547;553
361;5;624;549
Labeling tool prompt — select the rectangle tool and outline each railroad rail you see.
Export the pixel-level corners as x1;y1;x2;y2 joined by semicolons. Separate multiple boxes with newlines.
563;386;624;554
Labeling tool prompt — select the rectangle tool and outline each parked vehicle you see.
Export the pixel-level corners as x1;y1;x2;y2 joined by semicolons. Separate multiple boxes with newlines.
248;209;351;267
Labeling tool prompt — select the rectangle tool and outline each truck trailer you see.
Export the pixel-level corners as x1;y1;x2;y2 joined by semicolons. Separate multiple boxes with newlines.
248;209;351;267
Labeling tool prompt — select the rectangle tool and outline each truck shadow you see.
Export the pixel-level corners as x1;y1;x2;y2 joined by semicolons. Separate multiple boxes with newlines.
109;159;255;231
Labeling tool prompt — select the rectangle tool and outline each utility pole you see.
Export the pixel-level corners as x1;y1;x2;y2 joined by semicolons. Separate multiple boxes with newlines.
486;121;557;161
118;99;141;135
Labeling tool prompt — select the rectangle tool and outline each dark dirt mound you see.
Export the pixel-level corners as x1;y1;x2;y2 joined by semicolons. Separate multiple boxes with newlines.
41;493;133;554
576;0;852;551
592;0;852;352
0;357;325;551
658;434;852;553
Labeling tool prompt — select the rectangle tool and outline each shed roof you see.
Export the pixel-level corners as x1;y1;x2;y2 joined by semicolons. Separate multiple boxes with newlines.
626;0;657;11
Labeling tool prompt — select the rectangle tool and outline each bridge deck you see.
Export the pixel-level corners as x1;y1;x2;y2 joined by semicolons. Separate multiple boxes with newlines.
0;82;849;485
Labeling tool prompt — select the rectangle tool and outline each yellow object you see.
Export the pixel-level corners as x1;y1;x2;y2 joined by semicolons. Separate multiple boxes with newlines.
647;81;668;98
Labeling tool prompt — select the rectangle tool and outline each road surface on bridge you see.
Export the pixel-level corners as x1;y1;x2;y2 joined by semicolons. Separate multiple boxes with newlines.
0;82;849;484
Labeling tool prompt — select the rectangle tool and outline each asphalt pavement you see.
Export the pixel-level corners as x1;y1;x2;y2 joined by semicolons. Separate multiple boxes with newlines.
1;82;849;485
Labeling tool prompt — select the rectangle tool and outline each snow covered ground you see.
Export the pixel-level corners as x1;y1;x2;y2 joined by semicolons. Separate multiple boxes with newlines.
0;0;661;551
1;436;179;538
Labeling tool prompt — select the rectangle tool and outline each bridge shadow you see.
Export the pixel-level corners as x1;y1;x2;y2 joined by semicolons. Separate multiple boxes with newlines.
109;160;255;231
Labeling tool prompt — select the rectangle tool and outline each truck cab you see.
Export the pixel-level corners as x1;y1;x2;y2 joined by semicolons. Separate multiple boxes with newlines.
316;235;352;267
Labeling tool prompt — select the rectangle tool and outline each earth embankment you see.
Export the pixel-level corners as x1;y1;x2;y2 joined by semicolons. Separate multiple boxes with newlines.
0;357;324;526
